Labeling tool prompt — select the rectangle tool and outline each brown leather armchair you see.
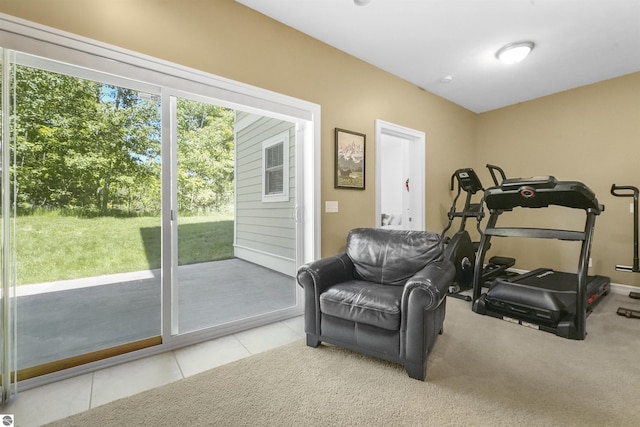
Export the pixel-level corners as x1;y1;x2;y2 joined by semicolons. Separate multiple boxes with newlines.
297;228;455;381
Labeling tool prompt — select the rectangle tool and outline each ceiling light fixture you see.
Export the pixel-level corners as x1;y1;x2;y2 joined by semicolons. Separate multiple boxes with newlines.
496;41;535;64
354;0;373;6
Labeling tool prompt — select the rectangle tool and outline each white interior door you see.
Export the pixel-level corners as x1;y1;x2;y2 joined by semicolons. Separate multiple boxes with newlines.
375;120;425;230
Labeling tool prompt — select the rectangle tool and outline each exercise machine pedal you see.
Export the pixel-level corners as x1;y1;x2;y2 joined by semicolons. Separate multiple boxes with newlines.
617;307;640;319
488;256;516;268
629;291;640;300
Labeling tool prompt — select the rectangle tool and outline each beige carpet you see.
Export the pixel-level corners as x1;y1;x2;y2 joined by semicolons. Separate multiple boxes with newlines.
48;293;640;427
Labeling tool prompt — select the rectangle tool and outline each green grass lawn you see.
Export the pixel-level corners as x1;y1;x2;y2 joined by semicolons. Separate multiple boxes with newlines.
15;211;234;285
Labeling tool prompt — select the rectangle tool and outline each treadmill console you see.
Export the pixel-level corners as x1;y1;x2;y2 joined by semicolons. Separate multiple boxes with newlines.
485;178;603;213
500;176;557;189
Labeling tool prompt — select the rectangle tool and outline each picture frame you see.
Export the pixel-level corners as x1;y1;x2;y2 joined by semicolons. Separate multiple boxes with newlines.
335;128;366;189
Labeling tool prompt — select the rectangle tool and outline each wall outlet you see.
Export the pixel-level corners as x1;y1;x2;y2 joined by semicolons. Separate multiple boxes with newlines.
631;202;634;214
589;257;593;268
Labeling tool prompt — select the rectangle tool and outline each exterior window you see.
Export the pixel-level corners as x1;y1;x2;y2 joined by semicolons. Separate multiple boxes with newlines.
262;130;289;202
265;143;284;194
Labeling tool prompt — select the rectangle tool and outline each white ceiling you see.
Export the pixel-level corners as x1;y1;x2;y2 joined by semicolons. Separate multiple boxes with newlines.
236;0;640;113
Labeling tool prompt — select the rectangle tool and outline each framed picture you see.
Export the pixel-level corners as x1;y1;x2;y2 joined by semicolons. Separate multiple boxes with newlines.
335;128;366;189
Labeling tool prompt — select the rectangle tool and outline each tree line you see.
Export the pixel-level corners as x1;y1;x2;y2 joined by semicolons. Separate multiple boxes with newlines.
13;66;234;216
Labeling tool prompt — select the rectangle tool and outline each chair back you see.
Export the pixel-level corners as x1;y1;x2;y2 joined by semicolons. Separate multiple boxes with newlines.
346;228;444;286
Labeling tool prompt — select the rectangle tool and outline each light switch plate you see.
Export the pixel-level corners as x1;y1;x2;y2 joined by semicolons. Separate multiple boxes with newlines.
325;201;339;213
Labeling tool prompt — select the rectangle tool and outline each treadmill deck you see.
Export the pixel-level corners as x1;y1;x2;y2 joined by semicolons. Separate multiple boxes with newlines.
482;269;610;327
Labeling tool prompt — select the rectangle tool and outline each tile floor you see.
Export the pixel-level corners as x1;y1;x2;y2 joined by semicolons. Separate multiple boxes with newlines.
1;315;305;427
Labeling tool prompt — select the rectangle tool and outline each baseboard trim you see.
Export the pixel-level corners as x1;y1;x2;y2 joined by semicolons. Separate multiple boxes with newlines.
610;281;639;295
233;245;295;277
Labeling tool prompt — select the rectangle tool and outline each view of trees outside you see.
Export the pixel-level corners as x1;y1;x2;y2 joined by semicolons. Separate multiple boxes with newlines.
176;97;234;214
11;65;235;284
14;66;234;216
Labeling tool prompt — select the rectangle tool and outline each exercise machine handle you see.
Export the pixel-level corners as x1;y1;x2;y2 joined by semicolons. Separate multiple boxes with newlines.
486;164;507;187
611;184;639;272
610;184;639;199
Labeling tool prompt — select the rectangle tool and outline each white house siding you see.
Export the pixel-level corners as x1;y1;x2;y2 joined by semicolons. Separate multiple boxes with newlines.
234;112;296;276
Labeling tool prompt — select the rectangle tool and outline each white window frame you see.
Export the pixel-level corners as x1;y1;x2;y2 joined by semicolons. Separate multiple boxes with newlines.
262;130;290;202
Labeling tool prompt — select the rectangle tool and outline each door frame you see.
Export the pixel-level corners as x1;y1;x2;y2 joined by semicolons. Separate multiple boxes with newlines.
375;120;426;230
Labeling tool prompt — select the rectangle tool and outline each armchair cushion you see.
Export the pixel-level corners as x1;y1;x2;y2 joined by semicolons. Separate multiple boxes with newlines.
346;228;444;285
319;280;403;330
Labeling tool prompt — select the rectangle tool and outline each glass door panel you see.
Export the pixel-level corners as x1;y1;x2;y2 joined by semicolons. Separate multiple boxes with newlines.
174;100;297;334
1;47;18;403
13;58;163;378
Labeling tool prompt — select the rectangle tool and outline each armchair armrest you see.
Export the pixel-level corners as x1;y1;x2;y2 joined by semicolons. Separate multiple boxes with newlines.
296;253;355;341
296;252;355;294
403;260;456;311
401;259;455;366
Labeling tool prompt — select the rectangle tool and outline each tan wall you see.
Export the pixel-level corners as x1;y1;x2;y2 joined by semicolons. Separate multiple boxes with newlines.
5;1;636;288
477;72;640;287
0;0;476;257
0;0;476;256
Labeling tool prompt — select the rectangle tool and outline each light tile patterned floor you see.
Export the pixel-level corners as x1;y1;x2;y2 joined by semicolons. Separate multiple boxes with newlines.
1;316;304;427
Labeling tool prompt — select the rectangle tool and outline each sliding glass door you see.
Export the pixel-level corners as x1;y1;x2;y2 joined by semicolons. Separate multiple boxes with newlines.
12;53;163;380
172;97;297;335
0;15;316;390
0;49;305;386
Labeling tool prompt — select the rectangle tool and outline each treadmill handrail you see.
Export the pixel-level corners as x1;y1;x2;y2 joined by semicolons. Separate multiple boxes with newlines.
484;227;586;241
486;163;507;187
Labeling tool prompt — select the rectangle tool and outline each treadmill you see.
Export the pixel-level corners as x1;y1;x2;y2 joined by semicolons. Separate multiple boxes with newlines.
471;175;610;340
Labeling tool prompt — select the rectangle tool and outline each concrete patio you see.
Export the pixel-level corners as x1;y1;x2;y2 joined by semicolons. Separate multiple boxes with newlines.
16;258;296;369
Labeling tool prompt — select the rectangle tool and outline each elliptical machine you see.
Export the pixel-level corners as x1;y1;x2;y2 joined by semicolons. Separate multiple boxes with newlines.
442;167;515;301
610;184;640;318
